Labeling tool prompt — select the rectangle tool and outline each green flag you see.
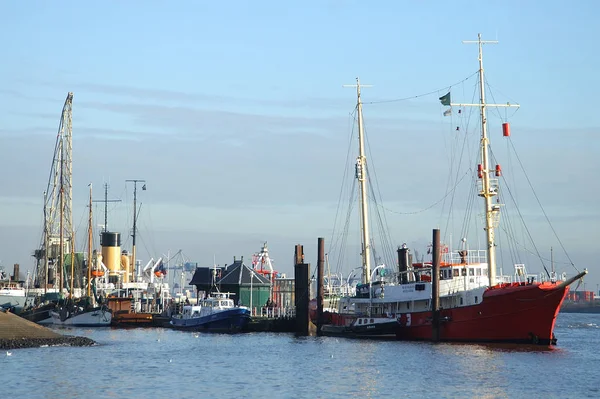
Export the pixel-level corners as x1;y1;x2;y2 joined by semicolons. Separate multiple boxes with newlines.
439;92;451;106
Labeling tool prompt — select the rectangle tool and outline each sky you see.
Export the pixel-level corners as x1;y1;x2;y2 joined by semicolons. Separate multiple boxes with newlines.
0;1;598;291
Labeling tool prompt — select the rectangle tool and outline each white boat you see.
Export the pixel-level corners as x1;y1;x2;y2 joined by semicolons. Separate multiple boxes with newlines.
0;280;27;312
42;302;112;326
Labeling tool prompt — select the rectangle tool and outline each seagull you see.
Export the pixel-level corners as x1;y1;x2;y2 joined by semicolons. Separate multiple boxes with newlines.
6;351;12;356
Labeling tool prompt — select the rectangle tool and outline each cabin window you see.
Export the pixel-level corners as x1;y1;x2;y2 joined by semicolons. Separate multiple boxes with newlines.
476;268;482;276
453;269;460;277
469;268;475;276
461;268;467;276
475;296;478;303
358;319;362;325
406;302;410;309
370;319;374;324
460;297;464;305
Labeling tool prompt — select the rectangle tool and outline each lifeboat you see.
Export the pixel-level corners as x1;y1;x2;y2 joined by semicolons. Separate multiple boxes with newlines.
91;269;104;277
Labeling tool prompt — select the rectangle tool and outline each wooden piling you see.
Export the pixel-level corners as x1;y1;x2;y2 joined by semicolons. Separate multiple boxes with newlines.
316;237;325;335
294;245;309;336
432;228;441;342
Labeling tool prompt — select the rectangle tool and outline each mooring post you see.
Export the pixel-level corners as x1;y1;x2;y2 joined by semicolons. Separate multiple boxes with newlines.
316;238;325;335
432;228;441;342
294;244;309;336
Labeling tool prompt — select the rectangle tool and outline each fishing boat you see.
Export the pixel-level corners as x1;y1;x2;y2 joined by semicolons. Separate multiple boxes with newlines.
170;292;251;333
320;34;587;345
42;297;112;327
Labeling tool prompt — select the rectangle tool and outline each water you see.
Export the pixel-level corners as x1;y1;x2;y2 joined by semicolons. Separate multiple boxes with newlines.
2;313;599;399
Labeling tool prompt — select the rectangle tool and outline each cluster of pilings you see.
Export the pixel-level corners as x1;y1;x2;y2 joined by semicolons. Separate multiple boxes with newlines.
293;237;326;336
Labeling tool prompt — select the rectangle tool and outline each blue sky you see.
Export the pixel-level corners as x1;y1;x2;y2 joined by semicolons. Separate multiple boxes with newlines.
0;1;598;290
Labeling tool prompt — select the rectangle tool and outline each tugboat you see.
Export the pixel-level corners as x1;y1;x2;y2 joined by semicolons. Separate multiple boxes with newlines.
170;292;251;333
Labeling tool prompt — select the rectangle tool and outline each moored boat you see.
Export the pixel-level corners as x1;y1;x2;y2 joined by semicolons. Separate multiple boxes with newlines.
41;297;112;327
170;292;251;333
319;34;587;345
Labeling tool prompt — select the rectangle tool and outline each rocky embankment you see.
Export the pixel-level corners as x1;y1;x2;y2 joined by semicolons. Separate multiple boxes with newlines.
0;310;96;350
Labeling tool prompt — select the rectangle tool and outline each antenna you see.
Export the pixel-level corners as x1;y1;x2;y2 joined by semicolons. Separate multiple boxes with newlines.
92;182;121;233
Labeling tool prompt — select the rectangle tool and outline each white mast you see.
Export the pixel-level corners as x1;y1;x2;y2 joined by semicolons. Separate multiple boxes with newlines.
451;34;519;286
344;78;373;284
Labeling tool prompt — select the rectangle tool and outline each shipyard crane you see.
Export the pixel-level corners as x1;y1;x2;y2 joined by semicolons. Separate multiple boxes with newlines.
33;93;76;292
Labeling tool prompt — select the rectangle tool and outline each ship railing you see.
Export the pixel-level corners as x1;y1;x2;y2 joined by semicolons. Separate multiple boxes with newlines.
250;306;296;318
496;273;542;285
444;250;488;265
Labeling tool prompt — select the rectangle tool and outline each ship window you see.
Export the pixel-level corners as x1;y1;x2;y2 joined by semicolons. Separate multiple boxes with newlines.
460;297;464;305
358;319;362;325
406;302;410;309
476;268;482;276
483;269;488;276
370;319;374;324
469;268;474;276
462;268;467;276
453;269;459;277
475;296;478;303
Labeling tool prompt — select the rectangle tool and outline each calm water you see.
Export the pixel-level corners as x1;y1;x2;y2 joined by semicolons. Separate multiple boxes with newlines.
2;313;599;399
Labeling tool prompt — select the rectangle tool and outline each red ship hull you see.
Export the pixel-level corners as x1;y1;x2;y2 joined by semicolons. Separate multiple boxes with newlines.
318;281;571;345
395;282;569;345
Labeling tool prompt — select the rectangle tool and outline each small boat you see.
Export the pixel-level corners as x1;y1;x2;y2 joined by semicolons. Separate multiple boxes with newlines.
170;292;251;333
0;280;27;313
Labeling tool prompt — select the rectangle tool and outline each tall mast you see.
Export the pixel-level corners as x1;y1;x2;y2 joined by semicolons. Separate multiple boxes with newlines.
126;179;146;282
344;77;373;284
43;191;49;294
70;227;75;295
475;33;498;287
59;161;64;293
451;34;519;287
92;183;121;233
87;183;93;297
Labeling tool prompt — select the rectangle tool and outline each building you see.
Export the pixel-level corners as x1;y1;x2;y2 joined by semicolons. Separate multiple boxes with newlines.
189;257;271;310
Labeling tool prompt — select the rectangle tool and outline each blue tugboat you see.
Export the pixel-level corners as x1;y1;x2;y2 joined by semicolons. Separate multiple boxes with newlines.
170;292;251;333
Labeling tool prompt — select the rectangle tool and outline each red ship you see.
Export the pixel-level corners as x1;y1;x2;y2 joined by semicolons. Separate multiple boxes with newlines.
318;34;587;345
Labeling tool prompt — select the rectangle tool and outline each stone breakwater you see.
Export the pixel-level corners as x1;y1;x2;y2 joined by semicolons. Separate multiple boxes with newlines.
0;310;96;350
